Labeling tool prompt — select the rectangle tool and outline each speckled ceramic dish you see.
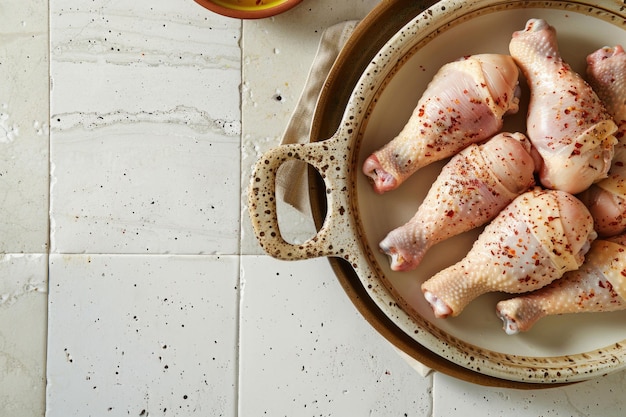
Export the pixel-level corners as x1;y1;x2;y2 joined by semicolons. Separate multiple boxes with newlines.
194;0;302;19
249;0;626;386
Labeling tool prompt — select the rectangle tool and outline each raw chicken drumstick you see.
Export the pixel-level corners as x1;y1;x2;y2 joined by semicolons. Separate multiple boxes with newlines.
497;233;626;334
509;18;617;194
380;132;536;271
577;45;626;237
421;188;596;318
362;53;521;193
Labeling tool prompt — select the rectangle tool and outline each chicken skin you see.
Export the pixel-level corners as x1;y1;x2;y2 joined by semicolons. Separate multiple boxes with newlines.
380;132;536;271
421;188;596;318
363;54;521;193
509;18;617;194
497;234;626;334
577;45;626;237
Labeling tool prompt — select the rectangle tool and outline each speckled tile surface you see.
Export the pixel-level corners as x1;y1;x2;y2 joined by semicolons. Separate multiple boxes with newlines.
0;0;49;253
1;0;49;415
2;0;626;415
239;255;433;416
46;254;238;416
49;0;241;255
0;254;47;416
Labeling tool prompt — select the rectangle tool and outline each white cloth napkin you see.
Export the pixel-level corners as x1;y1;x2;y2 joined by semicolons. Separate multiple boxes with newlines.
275;20;433;378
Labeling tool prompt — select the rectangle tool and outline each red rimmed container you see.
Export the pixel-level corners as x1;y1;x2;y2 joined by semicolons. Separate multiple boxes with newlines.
194;0;303;19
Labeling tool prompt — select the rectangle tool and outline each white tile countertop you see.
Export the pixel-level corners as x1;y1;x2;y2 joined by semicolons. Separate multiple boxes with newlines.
2;0;626;415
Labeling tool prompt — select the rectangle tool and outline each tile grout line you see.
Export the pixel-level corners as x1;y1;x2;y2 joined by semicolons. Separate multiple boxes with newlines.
44;0;52;414
235;17;245;417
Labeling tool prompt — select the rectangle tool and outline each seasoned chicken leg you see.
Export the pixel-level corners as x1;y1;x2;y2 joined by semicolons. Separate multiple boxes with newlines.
380;132;536;271
509;18;617;194
497;234;626;334
577;45;626;237
421;188;596;318
363;53;521;193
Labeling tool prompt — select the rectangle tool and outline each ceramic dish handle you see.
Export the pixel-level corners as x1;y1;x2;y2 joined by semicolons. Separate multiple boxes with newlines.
248;132;357;260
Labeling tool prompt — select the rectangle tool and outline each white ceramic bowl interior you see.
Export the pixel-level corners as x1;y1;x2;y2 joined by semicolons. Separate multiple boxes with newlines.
356;0;626;382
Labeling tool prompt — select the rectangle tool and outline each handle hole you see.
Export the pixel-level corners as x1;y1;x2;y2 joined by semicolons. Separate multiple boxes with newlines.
275;161;323;244
307;162;328;234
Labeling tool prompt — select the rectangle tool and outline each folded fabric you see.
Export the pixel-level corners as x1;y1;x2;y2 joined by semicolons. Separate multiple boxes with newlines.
275;20;433;378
